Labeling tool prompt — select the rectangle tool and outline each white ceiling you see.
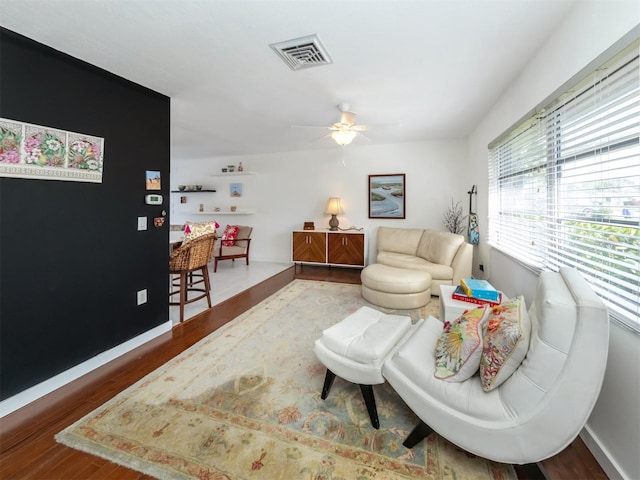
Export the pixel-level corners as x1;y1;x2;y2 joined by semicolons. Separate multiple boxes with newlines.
0;0;578;159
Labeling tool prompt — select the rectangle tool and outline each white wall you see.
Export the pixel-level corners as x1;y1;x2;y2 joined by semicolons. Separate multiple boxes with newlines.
171;139;468;265
468;2;639;478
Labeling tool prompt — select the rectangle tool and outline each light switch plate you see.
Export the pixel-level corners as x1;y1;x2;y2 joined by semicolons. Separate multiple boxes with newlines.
137;289;147;305
137;216;147;231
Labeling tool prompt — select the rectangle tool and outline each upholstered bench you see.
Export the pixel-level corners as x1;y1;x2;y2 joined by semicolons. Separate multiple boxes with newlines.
313;306;417;429
361;263;432;309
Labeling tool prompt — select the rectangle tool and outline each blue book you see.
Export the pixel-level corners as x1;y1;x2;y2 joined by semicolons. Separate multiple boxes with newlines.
460;278;500;302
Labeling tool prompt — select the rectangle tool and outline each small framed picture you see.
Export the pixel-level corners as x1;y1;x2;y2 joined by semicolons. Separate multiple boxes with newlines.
230;183;242;197
368;173;405;219
146;170;161;190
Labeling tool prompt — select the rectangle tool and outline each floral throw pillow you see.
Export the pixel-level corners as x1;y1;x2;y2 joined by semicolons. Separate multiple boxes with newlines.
434;305;489;382
221;225;240;246
184;221;219;243
480;295;531;392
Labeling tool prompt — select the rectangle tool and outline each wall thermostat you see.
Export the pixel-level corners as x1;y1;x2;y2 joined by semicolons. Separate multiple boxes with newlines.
145;194;163;205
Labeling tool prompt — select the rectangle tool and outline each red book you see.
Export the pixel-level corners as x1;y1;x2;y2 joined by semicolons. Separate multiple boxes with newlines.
452;286;501;306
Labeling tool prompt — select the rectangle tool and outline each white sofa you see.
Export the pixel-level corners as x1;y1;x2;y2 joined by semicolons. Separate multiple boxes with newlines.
382;267;610;464
374;227;472;296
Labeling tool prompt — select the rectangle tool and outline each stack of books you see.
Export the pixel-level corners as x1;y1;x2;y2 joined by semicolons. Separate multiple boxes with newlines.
453;278;502;306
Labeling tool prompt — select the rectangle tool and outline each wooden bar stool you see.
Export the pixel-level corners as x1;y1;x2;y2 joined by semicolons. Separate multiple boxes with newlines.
169;233;216;323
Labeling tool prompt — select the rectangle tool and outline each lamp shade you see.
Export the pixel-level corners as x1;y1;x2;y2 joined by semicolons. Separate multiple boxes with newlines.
331;129;356;146
325;197;344;215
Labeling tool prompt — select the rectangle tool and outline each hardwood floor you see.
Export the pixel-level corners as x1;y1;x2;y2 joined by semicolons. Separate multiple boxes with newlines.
0;266;607;479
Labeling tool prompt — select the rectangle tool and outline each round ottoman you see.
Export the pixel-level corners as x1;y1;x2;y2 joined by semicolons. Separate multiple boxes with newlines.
361;264;432;309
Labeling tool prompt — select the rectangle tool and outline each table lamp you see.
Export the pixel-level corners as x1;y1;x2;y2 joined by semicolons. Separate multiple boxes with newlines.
325;197;343;231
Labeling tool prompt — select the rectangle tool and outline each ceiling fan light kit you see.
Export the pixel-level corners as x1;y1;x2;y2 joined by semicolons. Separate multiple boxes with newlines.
292;103;370;146
331;129;356;146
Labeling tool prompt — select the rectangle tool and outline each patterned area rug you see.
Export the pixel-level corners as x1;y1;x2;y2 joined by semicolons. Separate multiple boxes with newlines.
56;280;516;480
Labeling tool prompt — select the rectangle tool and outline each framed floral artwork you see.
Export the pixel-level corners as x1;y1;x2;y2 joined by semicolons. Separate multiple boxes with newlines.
0;117;104;183
369;173;405;219
0;118;22;165
23;125;66;167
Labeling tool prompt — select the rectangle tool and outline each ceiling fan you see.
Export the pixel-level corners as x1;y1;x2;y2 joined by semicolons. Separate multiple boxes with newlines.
293;103;368;146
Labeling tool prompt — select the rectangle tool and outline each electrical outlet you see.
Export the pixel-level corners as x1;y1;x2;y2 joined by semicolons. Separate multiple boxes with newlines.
479;264;484;272
137;289;147;305
137;216;147;231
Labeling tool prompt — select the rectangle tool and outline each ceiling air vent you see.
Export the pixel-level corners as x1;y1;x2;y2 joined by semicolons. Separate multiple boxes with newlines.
270;34;333;71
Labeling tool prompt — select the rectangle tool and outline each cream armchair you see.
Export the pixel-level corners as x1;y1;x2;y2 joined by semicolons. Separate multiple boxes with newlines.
382;268;610;464
213;225;253;272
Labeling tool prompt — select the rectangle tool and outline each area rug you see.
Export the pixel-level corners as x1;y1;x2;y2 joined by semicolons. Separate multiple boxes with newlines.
56;280;516;480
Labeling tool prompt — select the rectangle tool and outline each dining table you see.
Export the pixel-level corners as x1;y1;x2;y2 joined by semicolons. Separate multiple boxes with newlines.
169;231;185;253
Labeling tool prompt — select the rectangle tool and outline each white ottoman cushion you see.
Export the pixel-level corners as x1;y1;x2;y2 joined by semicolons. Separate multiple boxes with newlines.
322;306;412;363
314;306;414;385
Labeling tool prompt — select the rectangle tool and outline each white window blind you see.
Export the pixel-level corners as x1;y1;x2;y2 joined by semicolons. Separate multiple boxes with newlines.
488;40;640;332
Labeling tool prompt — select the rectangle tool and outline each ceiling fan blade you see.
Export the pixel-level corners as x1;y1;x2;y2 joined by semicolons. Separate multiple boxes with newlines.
306;131;333;143
291;103;382;142
355;130;372;142
363;122;401;129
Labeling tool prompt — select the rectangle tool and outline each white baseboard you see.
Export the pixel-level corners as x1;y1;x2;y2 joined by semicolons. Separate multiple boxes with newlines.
0;321;172;418
580;425;627;480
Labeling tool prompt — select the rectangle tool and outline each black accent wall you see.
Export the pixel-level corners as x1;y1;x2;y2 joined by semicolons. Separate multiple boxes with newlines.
0;29;171;400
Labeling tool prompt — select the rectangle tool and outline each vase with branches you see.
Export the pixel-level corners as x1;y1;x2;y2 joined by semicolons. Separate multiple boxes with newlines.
443;199;468;234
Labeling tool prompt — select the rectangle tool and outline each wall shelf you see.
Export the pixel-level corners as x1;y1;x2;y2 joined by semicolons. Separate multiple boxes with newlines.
171;189;216;193
192;211;253;215
211;171;256;177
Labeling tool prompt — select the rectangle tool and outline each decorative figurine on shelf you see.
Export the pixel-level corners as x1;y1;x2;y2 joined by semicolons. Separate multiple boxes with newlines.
238;162;244;172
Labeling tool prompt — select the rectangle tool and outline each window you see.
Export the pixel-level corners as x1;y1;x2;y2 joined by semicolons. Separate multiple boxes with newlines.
488;40;639;332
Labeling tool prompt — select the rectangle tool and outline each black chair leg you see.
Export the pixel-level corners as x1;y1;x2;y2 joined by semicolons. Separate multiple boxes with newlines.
321;370;336;400
320;371;380;429
403;419;434;448
359;384;380;429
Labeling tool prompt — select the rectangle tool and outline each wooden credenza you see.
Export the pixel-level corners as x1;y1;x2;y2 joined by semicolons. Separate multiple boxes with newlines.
292;231;327;264
292;230;367;268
